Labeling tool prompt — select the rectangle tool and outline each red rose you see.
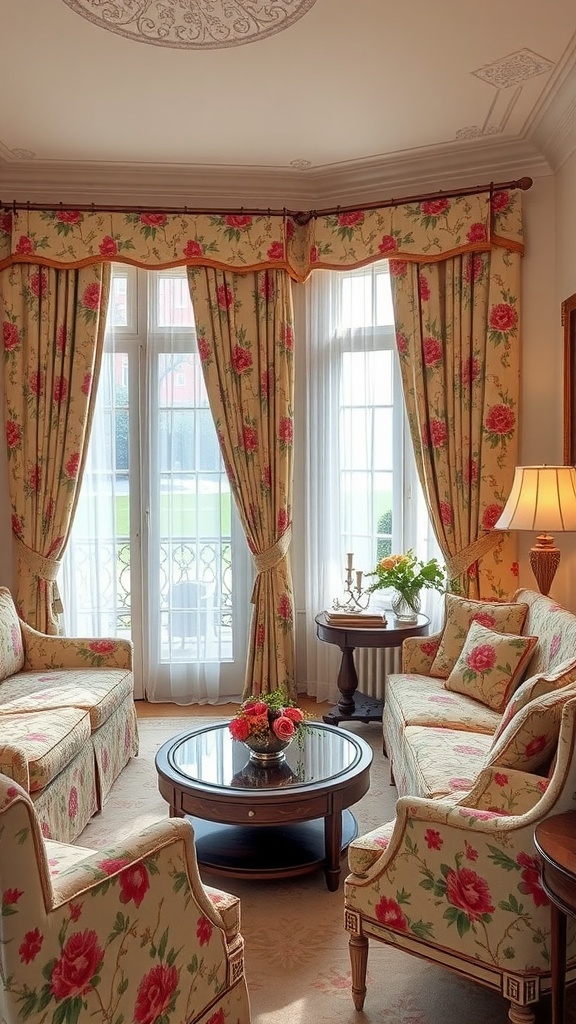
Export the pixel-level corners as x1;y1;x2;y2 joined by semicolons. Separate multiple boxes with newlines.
6;419;21;448
81;372;92;396
11;513;23;538
280;322;294;350
482;504;503;530
421;640;439;657
425;829;443;850
465;253;484;283
491;190;510;213
272;715;295;740
65;452;80;478
82;282;102;311
423;337;442;366
389;259;407;277
396;332;408;355
439;501;453;526
283;706;304;723
3;322;19;350
421;199;449;216
117;864;150;907
489;302;517;332
99;235;118;256
242;425;258;453
197;336;211;363
466;222;487;243
419;274;430;301
50;930;104;999
3;888;23;905
57;210;82;224
16;235;35;254
517;852;548;907
0;212;12;234
466;643;496;673
207;1010;225;1024
140;213;168;227
57;324;67;352
494;772;508;786
231;345;252;374
133;964;179;1024
229;716;250;741
378;234;398;253
375;896;408;930
511;561;519;577
216;284;234;309
30;271;48;298
53;375;69;403
197;915;213;945
278;416;293;445
338;211;364;227
89;639;116;655
29;370;44;396
260;273;276;301
244;700;268;716
429;418;447;447
278;593;292;622
19;928;43;964
267;241;284;260
309;245;319;263
256;623;265;647
524;734;547;758
485;404;515;435
461;356;479;386
29;464;41;492
183;239;203;258
286;218;295;240
445;867;494;920
472;611;496;629
277;507;289;533
225;215;252;230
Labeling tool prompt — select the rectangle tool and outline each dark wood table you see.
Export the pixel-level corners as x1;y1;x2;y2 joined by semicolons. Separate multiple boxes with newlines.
156;721;372;891
534;811;576;1024
315;611;430;725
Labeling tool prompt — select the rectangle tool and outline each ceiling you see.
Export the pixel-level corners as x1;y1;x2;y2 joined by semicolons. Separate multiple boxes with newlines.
2;0;576;209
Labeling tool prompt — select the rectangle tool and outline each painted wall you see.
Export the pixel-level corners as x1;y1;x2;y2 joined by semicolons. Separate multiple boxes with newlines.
0;172;570;610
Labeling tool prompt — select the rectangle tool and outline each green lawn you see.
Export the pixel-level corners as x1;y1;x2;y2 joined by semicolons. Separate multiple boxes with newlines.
75;492;232;537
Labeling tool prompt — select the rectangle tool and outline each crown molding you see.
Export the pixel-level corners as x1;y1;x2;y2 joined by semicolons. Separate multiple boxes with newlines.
0;136;553;211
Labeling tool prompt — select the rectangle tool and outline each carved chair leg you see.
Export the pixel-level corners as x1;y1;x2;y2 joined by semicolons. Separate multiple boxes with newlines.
507;1000;536;1024
349;931;368;1010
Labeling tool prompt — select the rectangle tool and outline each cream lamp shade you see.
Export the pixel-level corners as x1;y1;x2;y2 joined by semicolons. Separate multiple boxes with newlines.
493;465;576;595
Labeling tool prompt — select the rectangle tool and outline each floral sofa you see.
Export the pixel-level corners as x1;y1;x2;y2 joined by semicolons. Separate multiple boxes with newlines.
0;772;251;1024
0;587;138;843
345;588;576;1023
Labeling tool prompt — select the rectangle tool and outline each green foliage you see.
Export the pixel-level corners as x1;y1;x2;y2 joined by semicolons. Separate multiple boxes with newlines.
365;549;445;601
376;509;392;560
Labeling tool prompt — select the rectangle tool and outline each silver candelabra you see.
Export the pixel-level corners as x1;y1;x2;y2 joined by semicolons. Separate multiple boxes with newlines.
332;552;371;611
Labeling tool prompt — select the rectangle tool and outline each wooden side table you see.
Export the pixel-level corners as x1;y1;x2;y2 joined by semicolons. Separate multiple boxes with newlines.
534;811;576;1024
314;611;429;725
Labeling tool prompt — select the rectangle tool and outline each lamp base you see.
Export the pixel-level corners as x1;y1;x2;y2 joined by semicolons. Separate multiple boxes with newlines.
529;534;560;596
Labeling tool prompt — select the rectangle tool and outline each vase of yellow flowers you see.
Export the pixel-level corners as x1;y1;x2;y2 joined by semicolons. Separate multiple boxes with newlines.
365;550;445;622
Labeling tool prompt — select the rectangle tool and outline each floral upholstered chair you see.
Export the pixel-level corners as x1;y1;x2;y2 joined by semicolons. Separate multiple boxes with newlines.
344;696;576;1024
0;774;251;1024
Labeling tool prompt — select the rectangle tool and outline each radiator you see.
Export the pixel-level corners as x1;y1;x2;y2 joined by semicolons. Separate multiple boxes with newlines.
354;646;402;701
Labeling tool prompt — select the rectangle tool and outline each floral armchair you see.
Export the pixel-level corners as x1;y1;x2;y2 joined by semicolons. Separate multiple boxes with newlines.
344;696;576;1024
0;773;250;1024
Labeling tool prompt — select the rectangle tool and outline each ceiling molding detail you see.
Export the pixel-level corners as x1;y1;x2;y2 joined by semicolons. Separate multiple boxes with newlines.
0;137;553;210
60;0;318;49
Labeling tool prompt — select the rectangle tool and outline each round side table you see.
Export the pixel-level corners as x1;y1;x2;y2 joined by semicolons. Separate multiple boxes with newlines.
314;611;429;725
534;811;576;1024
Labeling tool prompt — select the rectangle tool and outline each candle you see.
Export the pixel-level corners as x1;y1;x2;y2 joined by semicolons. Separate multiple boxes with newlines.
346;552;354;570
356;570;363;591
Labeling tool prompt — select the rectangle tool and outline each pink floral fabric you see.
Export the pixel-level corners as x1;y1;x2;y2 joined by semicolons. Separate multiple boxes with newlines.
429;594;529;678
485;683;576;773
444;621;537;712
0;586;25;680
0;776;250;1024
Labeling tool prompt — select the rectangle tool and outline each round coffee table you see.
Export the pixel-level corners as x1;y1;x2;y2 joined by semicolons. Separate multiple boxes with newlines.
155;721;372;891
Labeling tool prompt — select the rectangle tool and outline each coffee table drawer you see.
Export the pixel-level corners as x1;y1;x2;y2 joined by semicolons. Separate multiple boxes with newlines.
177;792;329;824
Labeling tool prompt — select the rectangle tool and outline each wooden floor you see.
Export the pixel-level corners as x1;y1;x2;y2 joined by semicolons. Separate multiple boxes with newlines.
135;695;323;719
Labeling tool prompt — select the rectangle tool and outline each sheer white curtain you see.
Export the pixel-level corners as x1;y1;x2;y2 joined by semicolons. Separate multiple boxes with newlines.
302;264;443;703
62;266;251;703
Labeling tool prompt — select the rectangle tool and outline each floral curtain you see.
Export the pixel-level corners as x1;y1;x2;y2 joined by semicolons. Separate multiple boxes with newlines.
187;266;295;699
389;195;520;598
0;263;109;630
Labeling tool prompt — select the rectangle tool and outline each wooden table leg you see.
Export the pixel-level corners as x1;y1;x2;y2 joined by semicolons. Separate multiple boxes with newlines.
324;808;343;891
551;903;567;1024
336;645;357;715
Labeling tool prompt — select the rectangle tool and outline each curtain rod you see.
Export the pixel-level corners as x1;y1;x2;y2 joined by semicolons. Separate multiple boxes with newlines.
1;175;533;222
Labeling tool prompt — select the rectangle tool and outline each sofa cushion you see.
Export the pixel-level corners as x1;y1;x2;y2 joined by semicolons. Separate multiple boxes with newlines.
385;673;501;734
394;725;492;799
444;622;537;712
485;683;576;773
0;588;24;682
429;593;529;679
514;588;576;677
490;655;576;746
0;668;133;729
0;709;92;792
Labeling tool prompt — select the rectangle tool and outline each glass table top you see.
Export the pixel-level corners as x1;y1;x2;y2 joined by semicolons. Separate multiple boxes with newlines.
163;721;368;792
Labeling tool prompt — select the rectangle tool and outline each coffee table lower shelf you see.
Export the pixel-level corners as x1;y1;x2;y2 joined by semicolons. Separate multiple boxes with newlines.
189;809;358;885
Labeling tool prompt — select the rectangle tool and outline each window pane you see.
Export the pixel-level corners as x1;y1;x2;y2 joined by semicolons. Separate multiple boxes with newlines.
110;275;128;328
157;276;195;328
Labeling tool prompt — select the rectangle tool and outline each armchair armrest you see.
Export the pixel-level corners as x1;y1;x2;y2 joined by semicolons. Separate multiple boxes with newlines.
452;765;549;817
401;629;442;673
21;620;133;670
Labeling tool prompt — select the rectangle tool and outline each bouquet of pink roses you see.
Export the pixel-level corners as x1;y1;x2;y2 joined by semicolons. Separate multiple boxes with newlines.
228;687;307;745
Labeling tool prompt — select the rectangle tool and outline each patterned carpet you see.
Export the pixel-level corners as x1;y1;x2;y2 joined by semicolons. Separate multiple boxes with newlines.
77;717;553;1024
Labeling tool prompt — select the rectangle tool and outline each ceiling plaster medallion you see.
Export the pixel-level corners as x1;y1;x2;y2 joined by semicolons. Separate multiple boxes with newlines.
60;0;319;49
472;48;554;89
11;148;36;159
289;158;312;170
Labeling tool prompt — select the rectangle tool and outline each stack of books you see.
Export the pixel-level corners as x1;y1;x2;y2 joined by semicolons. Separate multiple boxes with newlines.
325;609;388;627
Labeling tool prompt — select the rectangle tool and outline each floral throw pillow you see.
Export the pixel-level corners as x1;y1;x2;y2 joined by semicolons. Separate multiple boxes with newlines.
429;593;529;679
0;587;24;683
490;656;576;748
485;684;576;773
444;621;537;712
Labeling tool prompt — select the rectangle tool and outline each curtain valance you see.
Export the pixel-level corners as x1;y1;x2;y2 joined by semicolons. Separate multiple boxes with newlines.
0;188;523;281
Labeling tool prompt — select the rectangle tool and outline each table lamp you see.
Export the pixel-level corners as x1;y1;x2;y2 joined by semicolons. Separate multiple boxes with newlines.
493;465;576;595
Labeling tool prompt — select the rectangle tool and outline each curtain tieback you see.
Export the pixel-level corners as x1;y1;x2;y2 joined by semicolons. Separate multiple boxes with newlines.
14;536;63;614
445;532;501;580
252;525;292;574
